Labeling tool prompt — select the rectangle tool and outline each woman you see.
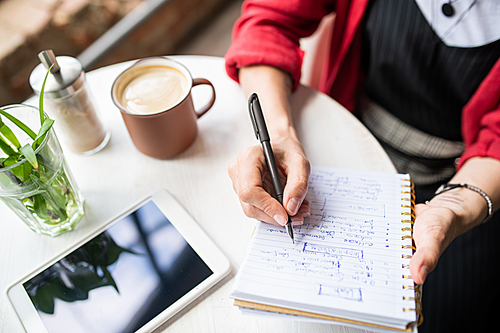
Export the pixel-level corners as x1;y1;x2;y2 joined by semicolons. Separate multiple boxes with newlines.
225;0;500;332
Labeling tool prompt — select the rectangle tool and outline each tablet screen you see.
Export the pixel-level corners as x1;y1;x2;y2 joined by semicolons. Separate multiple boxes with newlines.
22;200;213;333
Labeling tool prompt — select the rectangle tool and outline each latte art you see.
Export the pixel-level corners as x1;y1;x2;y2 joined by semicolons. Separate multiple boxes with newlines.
121;66;188;114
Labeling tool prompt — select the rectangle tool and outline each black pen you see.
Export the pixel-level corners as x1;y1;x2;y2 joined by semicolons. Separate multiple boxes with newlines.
248;93;294;244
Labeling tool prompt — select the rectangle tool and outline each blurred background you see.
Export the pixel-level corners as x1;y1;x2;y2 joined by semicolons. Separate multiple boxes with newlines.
0;0;243;106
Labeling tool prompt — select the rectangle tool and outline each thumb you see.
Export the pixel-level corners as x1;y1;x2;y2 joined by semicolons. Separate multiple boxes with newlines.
409;204;451;284
409;244;440;285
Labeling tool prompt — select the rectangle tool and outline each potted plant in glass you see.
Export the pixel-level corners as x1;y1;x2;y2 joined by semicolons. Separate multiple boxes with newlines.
0;67;84;236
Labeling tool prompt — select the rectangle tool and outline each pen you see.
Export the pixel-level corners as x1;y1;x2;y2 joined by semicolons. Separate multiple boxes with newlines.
248;93;294;244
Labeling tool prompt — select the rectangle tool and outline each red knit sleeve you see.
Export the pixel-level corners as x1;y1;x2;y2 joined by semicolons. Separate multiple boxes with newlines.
458;60;500;169
224;0;335;90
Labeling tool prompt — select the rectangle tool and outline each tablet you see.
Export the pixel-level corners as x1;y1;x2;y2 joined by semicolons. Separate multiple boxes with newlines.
5;189;231;333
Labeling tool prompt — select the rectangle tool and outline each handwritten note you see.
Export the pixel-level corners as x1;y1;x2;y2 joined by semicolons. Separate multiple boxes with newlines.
232;167;416;324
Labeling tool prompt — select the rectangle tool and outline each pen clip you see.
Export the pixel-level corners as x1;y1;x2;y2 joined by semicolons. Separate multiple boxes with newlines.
248;93;260;141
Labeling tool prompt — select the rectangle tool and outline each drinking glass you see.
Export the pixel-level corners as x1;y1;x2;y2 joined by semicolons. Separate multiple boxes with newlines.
0;104;85;236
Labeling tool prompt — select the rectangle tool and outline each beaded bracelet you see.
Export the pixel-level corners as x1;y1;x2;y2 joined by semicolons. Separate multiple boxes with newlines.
433;183;493;223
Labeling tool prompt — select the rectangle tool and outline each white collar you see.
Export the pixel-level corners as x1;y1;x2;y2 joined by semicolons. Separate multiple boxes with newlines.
414;0;500;47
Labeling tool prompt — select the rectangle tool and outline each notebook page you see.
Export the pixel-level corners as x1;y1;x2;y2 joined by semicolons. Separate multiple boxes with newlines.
232;166;416;326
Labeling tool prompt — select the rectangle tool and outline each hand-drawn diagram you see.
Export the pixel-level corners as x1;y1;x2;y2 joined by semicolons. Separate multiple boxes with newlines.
318;284;363;302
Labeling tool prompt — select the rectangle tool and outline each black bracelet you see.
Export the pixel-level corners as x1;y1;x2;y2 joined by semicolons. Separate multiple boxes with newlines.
433;183;493;223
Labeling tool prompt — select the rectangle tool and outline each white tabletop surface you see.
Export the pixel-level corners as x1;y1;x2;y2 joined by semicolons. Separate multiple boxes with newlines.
0;56;396;333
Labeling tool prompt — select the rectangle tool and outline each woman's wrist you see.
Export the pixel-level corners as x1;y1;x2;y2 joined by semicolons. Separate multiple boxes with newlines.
269;124;299;141
239;65;297;140
426;185;489;229
434;184;493;223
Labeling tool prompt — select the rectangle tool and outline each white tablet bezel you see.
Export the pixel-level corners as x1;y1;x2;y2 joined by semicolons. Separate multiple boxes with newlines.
5;189;231;333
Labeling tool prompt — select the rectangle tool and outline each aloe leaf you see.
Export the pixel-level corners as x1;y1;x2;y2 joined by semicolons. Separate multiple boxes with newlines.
0;119;21;149
101;266;120;293
0;135;17;156
33;119;54;149
37;154;55;173
42;190;67;221
15;163;32;183
2;156;27;183
33;194;49;220
20;144;38;170
39;64;54;125
30;174;67;221
33;284;55;315
0;173;13;187
0;109;37;140
47;185;68;210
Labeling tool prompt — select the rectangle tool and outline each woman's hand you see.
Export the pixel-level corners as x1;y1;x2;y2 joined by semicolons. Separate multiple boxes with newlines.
410;157;500;285
230;65;312;226
228;135;311;226
410;203;460;285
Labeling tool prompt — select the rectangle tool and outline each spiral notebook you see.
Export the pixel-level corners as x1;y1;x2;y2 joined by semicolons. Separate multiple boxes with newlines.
231;166;422;332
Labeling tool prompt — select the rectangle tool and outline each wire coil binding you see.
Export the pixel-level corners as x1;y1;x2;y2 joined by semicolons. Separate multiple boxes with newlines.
401;179;423;326
402;190;416;201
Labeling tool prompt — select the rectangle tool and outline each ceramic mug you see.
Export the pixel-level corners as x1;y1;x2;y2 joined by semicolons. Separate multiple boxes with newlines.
111;57;215;159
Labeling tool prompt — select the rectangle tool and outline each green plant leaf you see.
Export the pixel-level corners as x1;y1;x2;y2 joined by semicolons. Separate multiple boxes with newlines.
30;174;67;221
20;143;38;170
0;135;17;156
33;194;49;220
33;118;54;149
0;173;14;187
2;156;29;183
36;154;56;180
47;185;68;211
32;284;55;315
101;266;120;293
0;118;21;149
0;108;37;140
39;64;54;125
16;163;31;183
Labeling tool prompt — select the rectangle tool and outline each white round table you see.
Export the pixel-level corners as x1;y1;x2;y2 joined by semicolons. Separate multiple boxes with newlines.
0;56;395;333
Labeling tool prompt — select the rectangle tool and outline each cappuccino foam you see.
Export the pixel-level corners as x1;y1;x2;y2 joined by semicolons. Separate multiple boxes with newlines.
121;66;188;114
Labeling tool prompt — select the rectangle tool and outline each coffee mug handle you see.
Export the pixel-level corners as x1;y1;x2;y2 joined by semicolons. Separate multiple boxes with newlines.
192;78;216;118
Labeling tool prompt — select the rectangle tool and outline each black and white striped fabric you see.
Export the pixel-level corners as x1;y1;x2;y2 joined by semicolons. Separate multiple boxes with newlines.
361;97;463;185
362;0;500;141
359;1;500;333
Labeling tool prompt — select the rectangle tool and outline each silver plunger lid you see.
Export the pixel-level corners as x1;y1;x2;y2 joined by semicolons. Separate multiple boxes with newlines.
29;50;85;98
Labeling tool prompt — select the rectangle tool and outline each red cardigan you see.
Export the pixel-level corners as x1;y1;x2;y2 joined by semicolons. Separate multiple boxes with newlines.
225;0;500;170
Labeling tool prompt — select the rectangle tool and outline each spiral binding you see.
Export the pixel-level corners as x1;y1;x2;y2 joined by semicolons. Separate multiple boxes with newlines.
400;178;424;326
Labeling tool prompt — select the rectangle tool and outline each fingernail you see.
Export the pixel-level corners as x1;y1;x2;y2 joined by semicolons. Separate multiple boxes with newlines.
274;214;287;226
292;220;303;226
301;211;310;218
287;198;300;215
419;265;428;284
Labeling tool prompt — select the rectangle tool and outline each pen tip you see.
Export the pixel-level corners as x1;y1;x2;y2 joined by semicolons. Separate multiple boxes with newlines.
287;223;294;244
285;221;294;244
